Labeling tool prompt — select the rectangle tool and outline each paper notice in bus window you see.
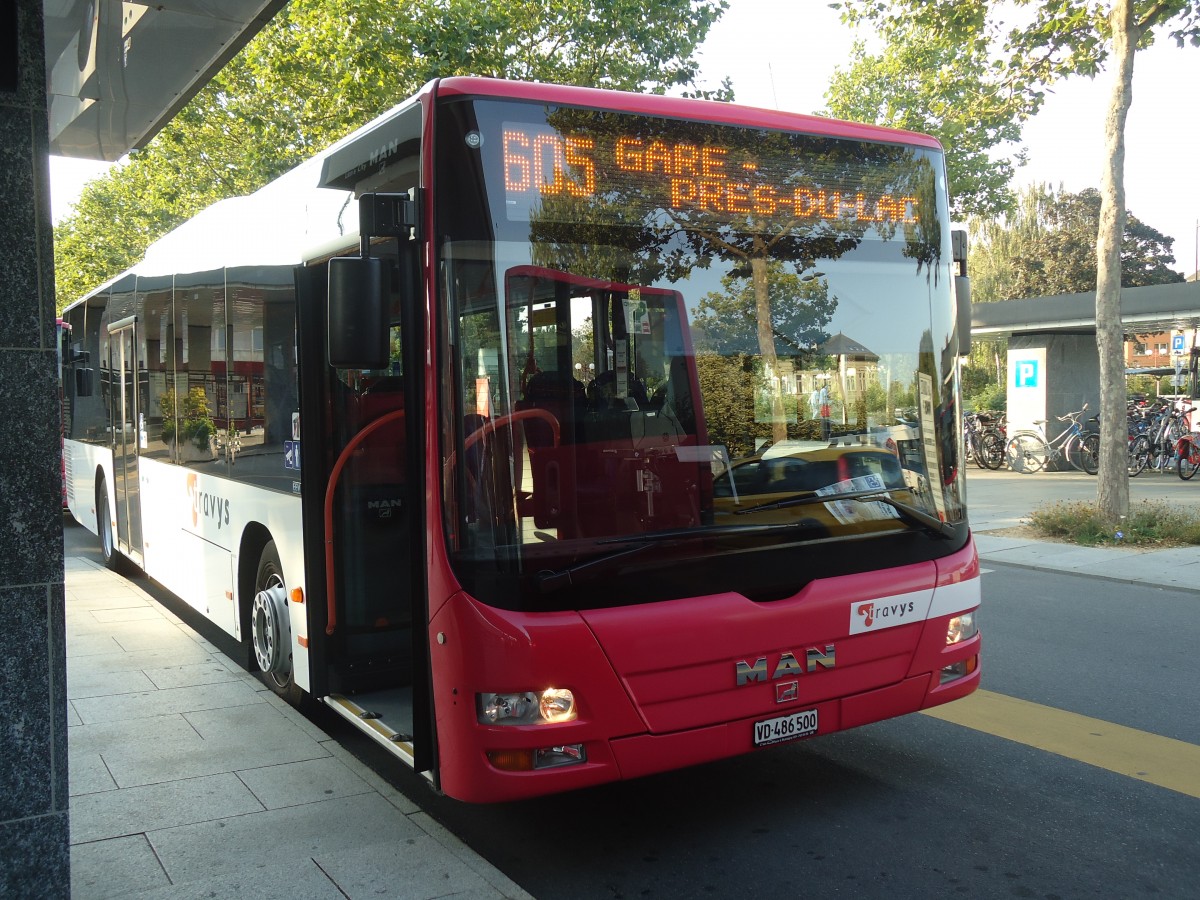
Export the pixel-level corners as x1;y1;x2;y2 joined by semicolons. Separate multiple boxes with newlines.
475;378;491;417
816;474;899;524
917;372;946;521
623;293;650;335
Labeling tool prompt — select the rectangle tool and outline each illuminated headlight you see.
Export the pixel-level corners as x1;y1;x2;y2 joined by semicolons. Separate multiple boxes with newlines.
477;688;577;725
946;611;978;645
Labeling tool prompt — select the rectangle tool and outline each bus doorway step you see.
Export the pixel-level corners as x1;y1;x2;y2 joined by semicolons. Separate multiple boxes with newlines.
323;690;418;768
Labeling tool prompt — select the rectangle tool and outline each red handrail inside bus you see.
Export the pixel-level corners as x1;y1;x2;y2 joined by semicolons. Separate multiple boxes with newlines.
324;409;408;636
326;407;561;635
462;407;561;453
443;407;562;500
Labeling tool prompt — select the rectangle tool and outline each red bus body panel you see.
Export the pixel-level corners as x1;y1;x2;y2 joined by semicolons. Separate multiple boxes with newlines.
433;76;944;151
430;541;980;802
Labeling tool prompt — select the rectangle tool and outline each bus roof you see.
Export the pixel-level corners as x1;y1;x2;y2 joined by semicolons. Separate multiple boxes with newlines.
63;77;944;314
433;76;943;150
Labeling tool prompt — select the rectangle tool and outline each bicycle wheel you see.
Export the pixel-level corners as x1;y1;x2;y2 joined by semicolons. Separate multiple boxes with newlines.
1128;435;1151;476
979;431;1006;470
1078;433;1099;475
1006;433;1047;474
972;435;989;469
1064;434;1088;473
1178;440;1200;480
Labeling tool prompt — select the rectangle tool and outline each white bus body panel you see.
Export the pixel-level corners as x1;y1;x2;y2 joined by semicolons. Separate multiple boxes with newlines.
64;439;112;538
135;458;310;692
65;442;311;694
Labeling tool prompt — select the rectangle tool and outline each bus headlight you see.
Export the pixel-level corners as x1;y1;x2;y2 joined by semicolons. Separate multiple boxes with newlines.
477;688;577;725
539;688;576;723
946;611;978;645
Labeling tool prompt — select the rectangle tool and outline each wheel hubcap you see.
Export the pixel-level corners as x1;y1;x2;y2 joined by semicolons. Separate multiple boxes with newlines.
251;575;290;678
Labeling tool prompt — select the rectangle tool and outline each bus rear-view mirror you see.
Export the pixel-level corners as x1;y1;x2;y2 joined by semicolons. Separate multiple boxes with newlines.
327;256;389;370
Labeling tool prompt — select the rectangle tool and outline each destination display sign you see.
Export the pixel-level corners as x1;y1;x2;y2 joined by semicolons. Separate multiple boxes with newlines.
500;122;922;228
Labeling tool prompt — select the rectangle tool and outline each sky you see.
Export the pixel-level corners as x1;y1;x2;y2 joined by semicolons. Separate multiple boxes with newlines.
49;0;1200;276
696;1;1200;277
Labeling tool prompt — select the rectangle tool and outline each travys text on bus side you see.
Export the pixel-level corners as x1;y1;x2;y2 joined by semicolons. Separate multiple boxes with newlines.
501;124;920;225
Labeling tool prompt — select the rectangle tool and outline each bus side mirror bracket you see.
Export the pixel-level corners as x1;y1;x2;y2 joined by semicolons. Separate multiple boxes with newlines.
326;192;418;370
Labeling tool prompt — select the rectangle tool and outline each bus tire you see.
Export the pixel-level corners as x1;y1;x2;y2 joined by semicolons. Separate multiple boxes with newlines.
250;540;303;706
96;477;124;572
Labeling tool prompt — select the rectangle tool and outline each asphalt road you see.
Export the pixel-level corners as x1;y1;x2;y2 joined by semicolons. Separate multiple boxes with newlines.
337;562;1196;900
964;464;1200;532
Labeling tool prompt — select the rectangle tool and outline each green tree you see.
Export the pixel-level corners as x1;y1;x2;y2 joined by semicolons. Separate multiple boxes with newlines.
54;0;731;309
692;265;836;359
826;5;1041;218
969;183;1184;302
836;0;1200;526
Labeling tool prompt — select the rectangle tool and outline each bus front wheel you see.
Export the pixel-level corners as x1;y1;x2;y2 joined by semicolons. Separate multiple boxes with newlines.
251;541;303;705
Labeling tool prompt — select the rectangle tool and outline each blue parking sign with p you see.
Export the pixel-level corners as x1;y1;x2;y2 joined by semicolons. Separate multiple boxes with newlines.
1014;359;1039;388
1173;334;1186;352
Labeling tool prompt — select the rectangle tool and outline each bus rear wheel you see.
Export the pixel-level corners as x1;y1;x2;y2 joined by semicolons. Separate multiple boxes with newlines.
96;478;124;572
250;541;303;705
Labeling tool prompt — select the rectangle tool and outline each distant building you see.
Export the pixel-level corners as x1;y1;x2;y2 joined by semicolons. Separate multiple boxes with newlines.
1124;331;1173;369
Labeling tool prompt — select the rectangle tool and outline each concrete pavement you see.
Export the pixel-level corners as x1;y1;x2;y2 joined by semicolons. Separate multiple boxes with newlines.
966;466;1200;591
63;466;1199;898
65;555;532;900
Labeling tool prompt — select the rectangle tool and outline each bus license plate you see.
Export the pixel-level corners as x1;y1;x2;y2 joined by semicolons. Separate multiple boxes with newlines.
753;709;818;747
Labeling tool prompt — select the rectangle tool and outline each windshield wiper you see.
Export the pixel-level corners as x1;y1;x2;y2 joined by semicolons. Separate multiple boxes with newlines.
733;487;955;539
535;521;825;595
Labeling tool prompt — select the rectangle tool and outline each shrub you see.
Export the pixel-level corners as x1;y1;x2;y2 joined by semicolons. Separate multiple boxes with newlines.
966;382;1006;414
1028;500;1200;547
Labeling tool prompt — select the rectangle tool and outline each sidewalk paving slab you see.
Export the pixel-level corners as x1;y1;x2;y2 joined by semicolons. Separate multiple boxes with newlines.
64;556;533;900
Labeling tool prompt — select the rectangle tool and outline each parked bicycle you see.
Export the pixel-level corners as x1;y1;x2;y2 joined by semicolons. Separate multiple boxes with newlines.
1132;400;1193;475
1176;431;1200;480
964;410;1006;470
1005;405;1098;475
1170;403;1200;480
1126;400;1154;476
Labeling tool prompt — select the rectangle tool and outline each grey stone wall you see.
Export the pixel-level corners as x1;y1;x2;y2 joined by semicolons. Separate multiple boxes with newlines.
0;0;70;895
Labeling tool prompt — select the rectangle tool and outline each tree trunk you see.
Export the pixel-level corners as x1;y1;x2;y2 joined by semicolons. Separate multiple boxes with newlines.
1094;0;1139;526
752;255;788;444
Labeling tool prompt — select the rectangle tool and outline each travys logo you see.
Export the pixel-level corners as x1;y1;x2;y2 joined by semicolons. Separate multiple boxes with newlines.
186;473;230;530
849;595;924;634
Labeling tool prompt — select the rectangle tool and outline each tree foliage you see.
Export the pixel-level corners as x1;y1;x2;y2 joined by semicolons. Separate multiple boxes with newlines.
835;0;1198;525
54;0;731;308
968;183;1184;302
826;5;1041;218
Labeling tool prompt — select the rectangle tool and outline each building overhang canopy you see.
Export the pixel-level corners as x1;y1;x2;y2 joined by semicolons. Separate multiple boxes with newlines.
44;0;286;161
972;282;1200;338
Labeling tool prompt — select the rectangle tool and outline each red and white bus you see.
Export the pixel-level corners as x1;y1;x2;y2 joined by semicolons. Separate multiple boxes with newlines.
61;77;980;803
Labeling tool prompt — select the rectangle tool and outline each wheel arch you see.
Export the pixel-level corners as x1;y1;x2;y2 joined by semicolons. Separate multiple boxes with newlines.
237;522;274;665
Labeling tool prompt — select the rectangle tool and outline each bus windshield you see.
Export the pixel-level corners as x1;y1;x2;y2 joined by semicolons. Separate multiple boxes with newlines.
436;97;965;610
